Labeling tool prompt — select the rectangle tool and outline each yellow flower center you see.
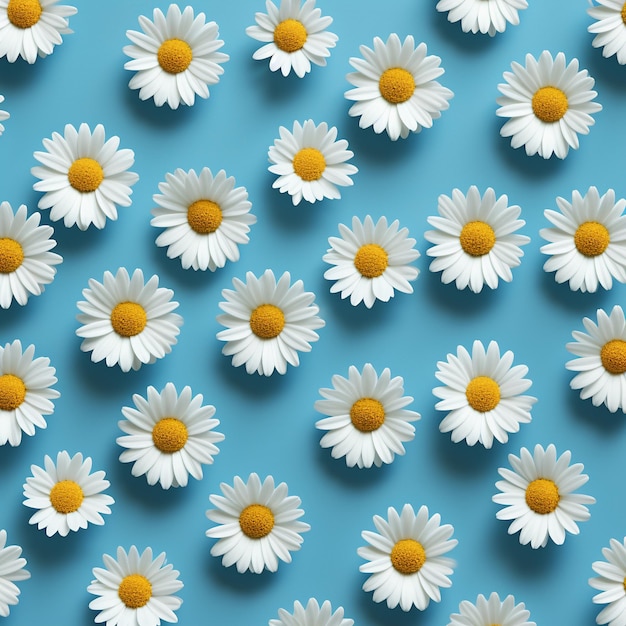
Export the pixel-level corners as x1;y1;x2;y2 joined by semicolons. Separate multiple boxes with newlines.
378;68;416;104
354;243;388;278
7;0;42;29
574;221;610;257
465;376;501;412
350;397;385;432
622;2;626;25
273;19;307;52
249;304;285;339
0;374;26;411
49;480;84;514
187;199;223;234
157;38;193;74
152;418;188;453
531;86;568;123
110;302;148;337
292;148;326;181
525;478;560;514
0;238;24;273
460;221;496;256
390;539;426;575
118;574;152;609
239;504;275;539
601;340;626;375
68;158;104;193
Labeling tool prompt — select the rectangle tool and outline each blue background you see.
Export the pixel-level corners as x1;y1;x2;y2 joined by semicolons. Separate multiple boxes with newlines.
1;0;626;624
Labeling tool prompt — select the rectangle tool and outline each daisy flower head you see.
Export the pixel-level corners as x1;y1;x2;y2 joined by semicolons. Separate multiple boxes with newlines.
206;473;310;574
246;0;338;78
76;267;183;373
151;167;255;271
315;363;420;468
117;382;224;489
0;95;8;135
588;1;626;65
436;0;528;36
0;530;29;617
216;269;324;376
323;215;419;308
23;450;114;537
0;201;62;309
0;0;76;64
497;50;602;159
590;537;626;626
124;4;229;109
88;545;183;626
268;119;357;206
345;34;453;141
425;186;530;293
540;187;626;293
32;123;139;230
433;340;536;449
270;599;353;626
448;592;535;626
493;443;595;549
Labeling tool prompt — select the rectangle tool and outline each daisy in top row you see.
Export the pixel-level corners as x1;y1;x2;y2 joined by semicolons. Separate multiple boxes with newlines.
436;0;528;36
588;0;626;65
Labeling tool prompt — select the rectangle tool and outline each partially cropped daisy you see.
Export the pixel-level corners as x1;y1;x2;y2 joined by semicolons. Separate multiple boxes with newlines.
268;119;357;206
590;537;626;626
315;363;420;468
0;95;8;135
32;123;139;230
151;167;255;271
206;473;310;574
76;267;183;373
323;215;419;308
566;305;626;413
540;187;626;293
0;530;29;617
497;51;602;159
436;0;528;36
270;599;353;626
425;187;530;293
493;443;595;549
359;503;457;612
216;269;324;376
345;34;453;141
0;0;76;64
448;592;535;626
88;545;183;626
434;340;536;449
0;339;59;447
588;1;626;65
117;382;224;489
23;450;114;537
246;0;338;78
124;4;229;109
0;201;62;309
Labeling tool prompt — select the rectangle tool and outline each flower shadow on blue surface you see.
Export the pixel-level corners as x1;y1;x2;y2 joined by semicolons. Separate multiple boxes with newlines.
582;43;626;97
0;57;45;88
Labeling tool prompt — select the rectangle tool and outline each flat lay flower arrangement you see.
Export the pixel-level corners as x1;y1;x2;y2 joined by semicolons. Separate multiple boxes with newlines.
2;0;626;624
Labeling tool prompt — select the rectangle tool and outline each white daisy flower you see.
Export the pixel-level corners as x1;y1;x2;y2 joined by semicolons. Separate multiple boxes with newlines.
589;537;626;626
88;545;183;626
497;50;602;159
270;599;353;626
124;4;229;109
493;443;595;549
0;530;29;618
0;95;9;135
268;119;357;206
540;187;626;293
0;201;62;309
246;0;338;78
151;167;255;271
425;186;530;293
206;473;310;574
345;34;453;141
447;592;535;626
433;340;536;449
358;503;457;612
32;123;139;230
588;1;626;65
566;305;626;413
23;450;114;537
436;0;528;36
315;363;420;468
0;0;76;64
76;267;183;373
0;339;59;447
117;382;224;489
216;269;324;376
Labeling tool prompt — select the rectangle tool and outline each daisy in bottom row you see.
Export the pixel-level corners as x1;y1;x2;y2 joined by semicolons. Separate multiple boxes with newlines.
0;530;29;617
589;536;626;626
447;592;535;626
270;599;353;626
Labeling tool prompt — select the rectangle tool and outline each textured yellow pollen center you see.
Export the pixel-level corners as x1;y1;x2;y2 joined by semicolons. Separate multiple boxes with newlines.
601;340;626;374
187;199;223;234
7;0;42;29
49;480;84;514
157;38;193;74
118;574;152;609
110;302;147;337
460;221;496;256
379;68;416;104
249;304;285;339
0;374;26;411
350;397;385;432
390;539;426;575
622;2;626;25
68;158;104;193
273;19;307;52
525;478;559;514
0;238;24;273
465;376;501;412
574;221;610;257
532;86;568;123
239;504;275;538
152;418;188;453
354;243;388;278
292;148;326;181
